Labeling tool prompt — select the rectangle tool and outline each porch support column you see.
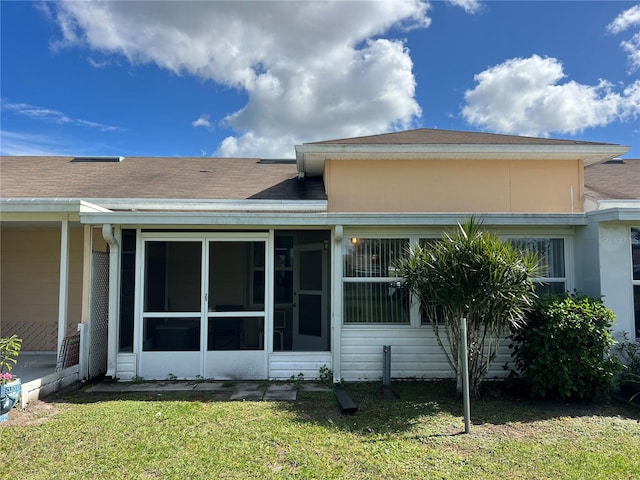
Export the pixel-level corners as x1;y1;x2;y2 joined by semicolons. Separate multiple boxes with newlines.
102;224;120;379
56;215;70;361
80;225;92;325
266;230;275;361
331;225;343;383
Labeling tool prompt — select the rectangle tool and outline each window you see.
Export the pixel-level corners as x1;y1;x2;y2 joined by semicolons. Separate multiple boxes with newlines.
632;228;640;338
341;234;567;326
508;238;566;295
343;237;410;324
416;237;567;325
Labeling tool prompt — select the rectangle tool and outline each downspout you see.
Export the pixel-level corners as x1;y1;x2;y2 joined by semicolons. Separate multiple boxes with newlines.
332;225;343;383
102;224;120;379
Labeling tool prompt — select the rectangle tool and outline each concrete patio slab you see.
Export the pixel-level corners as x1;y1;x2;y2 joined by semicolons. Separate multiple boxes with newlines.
85;382;130;393
266;383;296;391
264;389;297;401
230;390;265;401
231;382;263;390
192;382;231;391
298;383;332;392
82;380;301;401
123;382;196;392
12;353;57;383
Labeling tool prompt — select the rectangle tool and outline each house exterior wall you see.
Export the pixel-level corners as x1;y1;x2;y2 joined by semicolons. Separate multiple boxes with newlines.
340;327;512;381
325;159;583;213
0;227;85;351
332;225;574;382
103;219;638;382
268;351;332;380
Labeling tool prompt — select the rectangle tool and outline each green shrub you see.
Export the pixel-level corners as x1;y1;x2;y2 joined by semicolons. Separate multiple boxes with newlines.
510;293;621;402
614;333;640;402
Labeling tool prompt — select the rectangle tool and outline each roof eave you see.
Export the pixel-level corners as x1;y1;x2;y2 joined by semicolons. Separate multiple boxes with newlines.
0;197;327;215
76;210;588;227
587;207;640;222
295;143;630;177
0;198;110;213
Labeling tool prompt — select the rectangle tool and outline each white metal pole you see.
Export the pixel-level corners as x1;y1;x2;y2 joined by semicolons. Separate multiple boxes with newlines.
57;215;70;362
461;317;471;433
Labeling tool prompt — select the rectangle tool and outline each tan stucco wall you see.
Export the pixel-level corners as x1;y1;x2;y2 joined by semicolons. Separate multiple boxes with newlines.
325;159;584;213
0;227;86;351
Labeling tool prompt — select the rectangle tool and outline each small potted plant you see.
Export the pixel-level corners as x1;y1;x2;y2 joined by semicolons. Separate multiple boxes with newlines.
1;335;23;422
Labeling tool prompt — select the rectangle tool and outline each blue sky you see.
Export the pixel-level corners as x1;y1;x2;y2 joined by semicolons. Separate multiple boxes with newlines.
2;1;639;159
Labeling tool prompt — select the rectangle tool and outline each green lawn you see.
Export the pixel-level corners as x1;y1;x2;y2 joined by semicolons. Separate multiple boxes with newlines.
1;382;639;479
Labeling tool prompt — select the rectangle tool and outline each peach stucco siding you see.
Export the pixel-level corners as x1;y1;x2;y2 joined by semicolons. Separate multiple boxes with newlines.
325;159;584;213
0;228;88;351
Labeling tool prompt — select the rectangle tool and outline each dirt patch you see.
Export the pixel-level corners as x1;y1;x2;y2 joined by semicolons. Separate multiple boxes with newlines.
1;400;63;427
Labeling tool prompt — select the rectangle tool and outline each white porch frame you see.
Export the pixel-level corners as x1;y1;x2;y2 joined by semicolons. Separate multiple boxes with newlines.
56;215;70;361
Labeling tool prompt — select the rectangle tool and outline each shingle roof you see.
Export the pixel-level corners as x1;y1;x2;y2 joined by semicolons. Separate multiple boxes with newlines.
0;156;326;201
2;152;636;204
307;128;616;146
584;158;640;201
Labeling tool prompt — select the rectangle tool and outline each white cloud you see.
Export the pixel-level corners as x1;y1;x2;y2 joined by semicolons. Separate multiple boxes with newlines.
0;130;73;156
447;0;483;14
462;55;640;137
606;5;640;34
2;100;122;132
620;32;640;72
87;57;113;69
192;114;213;129
46;1;432;157
607;5;640;72
0;129;126;157
218;131;299;159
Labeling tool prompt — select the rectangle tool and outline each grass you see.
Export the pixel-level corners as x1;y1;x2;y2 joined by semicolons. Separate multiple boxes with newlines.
1;381;639;479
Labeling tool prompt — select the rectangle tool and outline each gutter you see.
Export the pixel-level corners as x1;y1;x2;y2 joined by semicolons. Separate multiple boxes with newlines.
79;210;589;227
0;199;111;213
1;197;325;213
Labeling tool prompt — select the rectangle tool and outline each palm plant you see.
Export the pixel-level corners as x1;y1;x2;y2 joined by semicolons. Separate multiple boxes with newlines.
398;219;540;398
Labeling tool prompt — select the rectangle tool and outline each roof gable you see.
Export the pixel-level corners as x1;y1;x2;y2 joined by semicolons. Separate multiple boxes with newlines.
296;128;630;178
307;128;614;146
